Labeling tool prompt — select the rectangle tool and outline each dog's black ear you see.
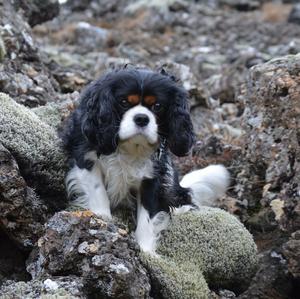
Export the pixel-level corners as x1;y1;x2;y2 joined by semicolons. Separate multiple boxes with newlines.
80;78;118;155
159;67;177;82
167;87;195;156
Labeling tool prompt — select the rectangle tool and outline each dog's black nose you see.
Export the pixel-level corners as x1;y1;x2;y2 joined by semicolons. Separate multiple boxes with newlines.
134;114;149;127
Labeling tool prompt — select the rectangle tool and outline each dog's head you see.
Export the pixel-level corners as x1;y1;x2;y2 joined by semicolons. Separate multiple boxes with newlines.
79;67;195;156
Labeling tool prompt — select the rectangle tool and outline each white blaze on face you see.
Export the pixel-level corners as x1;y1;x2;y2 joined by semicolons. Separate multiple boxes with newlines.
119;105;158;145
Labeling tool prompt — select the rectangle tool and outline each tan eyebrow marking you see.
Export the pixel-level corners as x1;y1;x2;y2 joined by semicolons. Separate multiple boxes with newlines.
144;95;156;106
127;94;140;105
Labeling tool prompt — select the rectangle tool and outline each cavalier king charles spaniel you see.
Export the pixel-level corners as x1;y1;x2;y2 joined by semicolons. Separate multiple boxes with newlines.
63;67;229;254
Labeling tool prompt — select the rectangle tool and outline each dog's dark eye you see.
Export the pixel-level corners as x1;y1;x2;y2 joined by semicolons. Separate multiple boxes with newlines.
152;103;163;113
120;99;130;108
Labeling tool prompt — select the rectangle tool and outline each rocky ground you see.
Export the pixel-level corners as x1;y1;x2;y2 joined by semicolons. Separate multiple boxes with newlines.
0;0;300;298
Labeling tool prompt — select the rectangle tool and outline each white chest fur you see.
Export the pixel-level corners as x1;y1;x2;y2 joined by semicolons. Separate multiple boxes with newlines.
98;150;154;208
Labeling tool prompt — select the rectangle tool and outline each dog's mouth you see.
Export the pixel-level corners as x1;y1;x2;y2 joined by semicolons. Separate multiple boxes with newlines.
120;132;158;146
118;133;159;156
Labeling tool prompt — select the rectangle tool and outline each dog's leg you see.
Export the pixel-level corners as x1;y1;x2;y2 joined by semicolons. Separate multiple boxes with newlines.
135;201;169;255
66;164;112;219
135;179;169;254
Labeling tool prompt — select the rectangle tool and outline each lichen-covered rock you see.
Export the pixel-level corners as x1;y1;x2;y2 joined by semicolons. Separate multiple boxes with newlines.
282;230;300;279
233;53;300;298
139;208;258;299
125;0;184;13
64;0;125;16
0;0;59;107
27;211;151;299
237;249;292;299
0;143;47;248
156;208;258;294
0;93;67;211
0;276;84;299
288;4;300;25
32;93;79;129
0;230;30;284
26;209;258;299
141;255;210;299
16;0;60;27
236;54;300;232
156;61;209;108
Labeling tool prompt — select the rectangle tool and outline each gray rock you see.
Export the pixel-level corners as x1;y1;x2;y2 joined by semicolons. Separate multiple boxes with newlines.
16;0;60;27
234;54;300;298
0;0;59;107
156;61;209;107
0;276;85;299
237;54;300;231
282;230;300;279
64;0;127;17
0;230;30;284
0;143;47;249
27;211;151;299
73;22;109;54
219;0;260;11
237;250;293;299
288;4;300;25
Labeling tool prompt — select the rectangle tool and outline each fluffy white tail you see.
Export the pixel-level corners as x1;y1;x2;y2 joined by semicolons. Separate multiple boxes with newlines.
180;165;230;207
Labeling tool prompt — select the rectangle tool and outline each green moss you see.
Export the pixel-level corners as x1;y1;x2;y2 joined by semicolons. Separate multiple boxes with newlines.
0;92;67;196
141;208;257;297
141;253;209;299
157;208;258;292
0;281;81;299
32;103;64;129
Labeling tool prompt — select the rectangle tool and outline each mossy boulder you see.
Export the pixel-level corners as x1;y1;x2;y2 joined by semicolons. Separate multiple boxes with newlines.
0;92;67;210
142;208;258;298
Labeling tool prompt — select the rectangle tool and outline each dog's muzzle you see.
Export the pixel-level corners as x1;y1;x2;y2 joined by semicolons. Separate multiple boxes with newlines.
119;106;158;144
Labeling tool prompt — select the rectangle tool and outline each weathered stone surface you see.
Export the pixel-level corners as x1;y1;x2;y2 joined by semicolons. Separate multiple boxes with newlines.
0;276;85;299
27;211;151;299
0;0;59;107
282;230;300;279
236;54;300;232
73;22;109;54
156;61;209;108
0;230;30;284
16;0;60;27
220;0;261;11
64;0;124;16
0;143;47;248
237;249;294;299
232;54;300;298
0;93;67;211
288;4;300;25
24;208;258;299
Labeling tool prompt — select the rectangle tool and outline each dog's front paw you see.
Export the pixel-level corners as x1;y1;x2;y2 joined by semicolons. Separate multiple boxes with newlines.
92;209;112;221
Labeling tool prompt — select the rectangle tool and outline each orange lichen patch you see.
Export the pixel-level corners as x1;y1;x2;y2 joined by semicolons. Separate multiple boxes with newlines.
127;94;140;105
70;210;95;218
144;95;156;106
